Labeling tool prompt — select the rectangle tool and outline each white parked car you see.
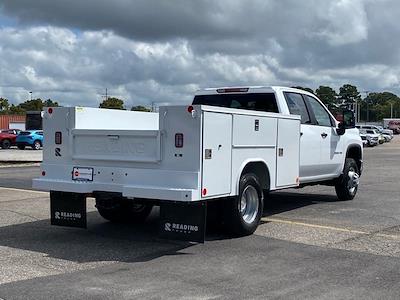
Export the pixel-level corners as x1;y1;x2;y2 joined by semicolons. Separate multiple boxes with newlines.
359;129;378;147
361;129;381;145
356;124;393;139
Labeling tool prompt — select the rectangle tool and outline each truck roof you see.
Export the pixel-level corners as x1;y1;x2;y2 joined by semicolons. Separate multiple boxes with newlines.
195;86;315;97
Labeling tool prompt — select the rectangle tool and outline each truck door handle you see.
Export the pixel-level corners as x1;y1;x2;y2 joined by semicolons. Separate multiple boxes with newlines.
321;133;328;138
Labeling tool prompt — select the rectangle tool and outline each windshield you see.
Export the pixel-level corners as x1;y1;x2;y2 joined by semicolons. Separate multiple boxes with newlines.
192;93;279;113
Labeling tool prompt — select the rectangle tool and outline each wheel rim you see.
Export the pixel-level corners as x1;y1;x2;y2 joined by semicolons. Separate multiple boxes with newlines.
34;142;40;150
3;140;10;148
347;167;360;196
239;185;259;224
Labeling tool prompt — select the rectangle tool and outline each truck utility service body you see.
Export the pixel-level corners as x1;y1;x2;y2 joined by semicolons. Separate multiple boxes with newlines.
33;86;362;240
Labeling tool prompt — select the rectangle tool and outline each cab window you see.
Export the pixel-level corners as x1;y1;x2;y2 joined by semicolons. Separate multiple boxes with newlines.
304;95;333;127
192;93;279;113
284;92;311;124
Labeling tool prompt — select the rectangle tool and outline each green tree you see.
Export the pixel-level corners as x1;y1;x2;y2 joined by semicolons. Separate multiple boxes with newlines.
315;86;337;109
43;99;60;107
131;105;151;112
363;92;400;121
0;98;10;112
19;98;44;111
8;104;25;115
99;97;125;110
338;84;361;105
292;86;314;94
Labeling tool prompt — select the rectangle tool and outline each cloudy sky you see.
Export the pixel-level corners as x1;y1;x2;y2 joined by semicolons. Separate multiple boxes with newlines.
0;0;399;108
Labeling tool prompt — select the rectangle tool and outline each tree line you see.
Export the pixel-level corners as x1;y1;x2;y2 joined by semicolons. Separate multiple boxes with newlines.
1;84;399;121
0;97;152;114
293;84;400;121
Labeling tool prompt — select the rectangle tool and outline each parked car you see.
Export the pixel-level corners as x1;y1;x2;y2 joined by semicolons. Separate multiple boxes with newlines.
1;129;21;135
0;129;21;149
359;129;379;147
359;133;368;147
359;129;379;146
16;130;44;150
381;132;392;142
356;124;393;139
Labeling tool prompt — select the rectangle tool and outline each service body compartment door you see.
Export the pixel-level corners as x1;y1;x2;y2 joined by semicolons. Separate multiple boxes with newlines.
202;112;232;197
276;118;300;187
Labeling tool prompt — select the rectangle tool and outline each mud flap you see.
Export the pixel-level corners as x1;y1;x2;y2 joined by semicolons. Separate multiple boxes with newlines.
159;201;207;243
50;191;87;228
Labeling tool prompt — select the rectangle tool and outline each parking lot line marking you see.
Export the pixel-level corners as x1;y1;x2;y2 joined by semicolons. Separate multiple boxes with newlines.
262;217;367;234
0;186;48;195
262;217;400;240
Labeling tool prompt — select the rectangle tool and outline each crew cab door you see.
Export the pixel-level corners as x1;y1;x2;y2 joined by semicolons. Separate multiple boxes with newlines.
303;95;344;176
284;92;322;178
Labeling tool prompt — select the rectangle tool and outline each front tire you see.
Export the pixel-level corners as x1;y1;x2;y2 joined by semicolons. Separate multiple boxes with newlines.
226;173;264;236
95;196;153;223
32;140;41;150
335;158;360;201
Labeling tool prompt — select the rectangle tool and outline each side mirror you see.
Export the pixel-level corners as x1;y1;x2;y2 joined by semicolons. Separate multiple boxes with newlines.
337;109;355;135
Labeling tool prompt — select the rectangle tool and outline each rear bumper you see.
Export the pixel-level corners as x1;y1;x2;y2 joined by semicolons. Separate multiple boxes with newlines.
33;178;198;201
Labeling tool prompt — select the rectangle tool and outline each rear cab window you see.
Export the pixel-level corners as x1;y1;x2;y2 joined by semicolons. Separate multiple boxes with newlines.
192;93;279;113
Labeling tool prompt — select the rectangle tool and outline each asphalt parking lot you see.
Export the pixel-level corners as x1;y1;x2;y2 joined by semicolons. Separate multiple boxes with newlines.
0;148;42;163
0;138;399;299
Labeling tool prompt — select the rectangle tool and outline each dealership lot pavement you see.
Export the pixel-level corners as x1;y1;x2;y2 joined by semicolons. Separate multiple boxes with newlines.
0;148;42;162
0;138;399;299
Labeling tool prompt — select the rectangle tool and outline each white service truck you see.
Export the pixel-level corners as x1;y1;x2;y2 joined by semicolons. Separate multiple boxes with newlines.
33;86;362;242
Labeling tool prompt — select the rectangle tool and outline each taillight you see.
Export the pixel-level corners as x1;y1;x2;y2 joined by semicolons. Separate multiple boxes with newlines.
48;107;53;114
175;133;184;148
216;87;249;93
187;105;194;113
55;131;62;144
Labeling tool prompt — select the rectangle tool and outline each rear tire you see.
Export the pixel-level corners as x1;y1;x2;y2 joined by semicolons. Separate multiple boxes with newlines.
95;196;153;223
226;173;264;236
1;139;11;149
335;158;360;201
17;145;25;150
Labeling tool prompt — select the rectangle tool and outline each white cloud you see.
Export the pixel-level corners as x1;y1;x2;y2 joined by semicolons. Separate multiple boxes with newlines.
1;1;400;107
313;0;368;46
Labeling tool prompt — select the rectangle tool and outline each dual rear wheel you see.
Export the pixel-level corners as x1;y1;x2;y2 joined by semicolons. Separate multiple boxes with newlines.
95;173;265;237
87;161;360;236
95;196;153;223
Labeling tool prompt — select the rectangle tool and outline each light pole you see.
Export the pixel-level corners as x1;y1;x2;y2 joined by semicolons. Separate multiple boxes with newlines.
29;91;32;101
391;102;394;118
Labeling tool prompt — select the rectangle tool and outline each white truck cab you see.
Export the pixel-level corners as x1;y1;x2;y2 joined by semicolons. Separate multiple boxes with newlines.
33;86;362;241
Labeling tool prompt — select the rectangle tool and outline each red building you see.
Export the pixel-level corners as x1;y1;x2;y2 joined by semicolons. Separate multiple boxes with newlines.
0;115;26;130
